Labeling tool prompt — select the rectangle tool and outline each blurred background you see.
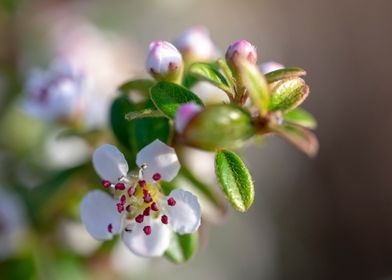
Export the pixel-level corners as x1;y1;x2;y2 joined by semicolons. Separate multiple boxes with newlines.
0;0;391;279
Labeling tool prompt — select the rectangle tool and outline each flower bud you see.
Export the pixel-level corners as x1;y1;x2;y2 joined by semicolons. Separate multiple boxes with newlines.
174;102;203;134
259;61;284;74
225;40;257;67
146;41;183;83
174;26;215;63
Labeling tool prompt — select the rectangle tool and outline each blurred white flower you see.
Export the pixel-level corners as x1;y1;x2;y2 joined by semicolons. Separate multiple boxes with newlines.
259;62;284;74
0;188;27;260
110;242;149;277
191;81;230;104
80;140;201;257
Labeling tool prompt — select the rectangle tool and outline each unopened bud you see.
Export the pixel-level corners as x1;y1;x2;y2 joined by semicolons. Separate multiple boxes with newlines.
225;40;257;67
146;41;183;83
174;26;215;63
260;61;284;74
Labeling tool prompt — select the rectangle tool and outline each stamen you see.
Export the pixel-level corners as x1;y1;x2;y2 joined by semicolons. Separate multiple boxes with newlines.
138;180;146;188
143;207;151;216
117;203;124;213
101;180;111;188
161;215;168;224
144;196;152;203
115;182;126;190
151;202;159;211
135;214;144;223
143;225;152;235
108;223;113;233
152;173;161;181
120;195;126;204
128;187;136;197
126;205;131;212
167;197;176;206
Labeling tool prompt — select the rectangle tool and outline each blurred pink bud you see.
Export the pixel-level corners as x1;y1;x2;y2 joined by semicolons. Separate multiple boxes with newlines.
225;40;257;65
174;26;215;62
260;61;284;74
146;41;183;82
175;103;203;134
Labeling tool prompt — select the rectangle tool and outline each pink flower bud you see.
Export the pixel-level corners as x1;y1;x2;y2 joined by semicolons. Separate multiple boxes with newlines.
146;41;183;82
174;102;203;134
259;61;284;74
174;26;215;63
225;40;257;65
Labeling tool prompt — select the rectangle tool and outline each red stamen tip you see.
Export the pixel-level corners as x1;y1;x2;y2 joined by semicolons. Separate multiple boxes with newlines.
128;187;136;197
108;223;113;233
126;205;131;212
120;195;126;204
135;214;144;223
143;225;152;235
117;203;124;213
161;215;168;224
143;207;151;216
152;173;161;181
144;196;153;203
143;189;150;198
167;197;176;206
138;180;146;188
151;202;159;211
101;180;111;188
115;182;126;190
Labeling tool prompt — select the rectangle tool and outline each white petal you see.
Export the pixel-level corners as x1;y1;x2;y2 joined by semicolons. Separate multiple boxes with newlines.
259;61;284;74
136;139;180;182
122;218;172;257
166;189;201;234
93;144;129;182
80;190;123;240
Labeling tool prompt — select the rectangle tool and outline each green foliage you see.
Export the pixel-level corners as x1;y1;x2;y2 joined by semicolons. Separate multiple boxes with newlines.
150;81;204;118
215;150;254;212
269;78;309;112
284;108;317;129
164;232;198;264
183;104;256;150
265;67;307;83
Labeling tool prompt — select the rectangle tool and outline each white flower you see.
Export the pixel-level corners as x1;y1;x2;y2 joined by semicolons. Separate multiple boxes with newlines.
259;62;284;74
225;40;258;65
174;26;215;63
80;139;201;257
146;41;183;82
23;60;88;123
174;102;203;134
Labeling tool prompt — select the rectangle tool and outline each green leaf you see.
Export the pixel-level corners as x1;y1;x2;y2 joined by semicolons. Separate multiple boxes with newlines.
110;96;171;163
217;58;236;90
188;62;232;94
238;60;270;115
150;81;204;119
164;233;198;264
183;104;256;150
269;78;309;112
284;108;317;129
271;124;319;157
265;67;306;83
118;79;155;97
125;108;164;121
215;150;254;212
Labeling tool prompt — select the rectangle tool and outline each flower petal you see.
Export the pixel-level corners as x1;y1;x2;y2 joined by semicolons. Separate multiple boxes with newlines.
259;61;284;74
174;102;203;134
136;139;180;182
166;189;201;234
80;190;123;240
122;218;171;257
93;144;129;182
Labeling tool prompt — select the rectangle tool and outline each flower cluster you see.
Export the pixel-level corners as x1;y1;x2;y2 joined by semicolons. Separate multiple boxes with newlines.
80;140;201;257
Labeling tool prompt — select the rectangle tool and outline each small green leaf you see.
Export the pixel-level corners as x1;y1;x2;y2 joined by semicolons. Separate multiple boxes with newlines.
215;150;254;212
125;108;164;121
150;81;204;118
284;108;317;129
269;78;309;112
271;124;319;157
183;104;256;150
188;62;232;94
118;79;155;97
265;67;306;83
110;96;171;164
164;232;198;264
238;60;270;115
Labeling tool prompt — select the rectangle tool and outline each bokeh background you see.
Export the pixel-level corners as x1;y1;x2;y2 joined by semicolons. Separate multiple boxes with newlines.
0;0;391;279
